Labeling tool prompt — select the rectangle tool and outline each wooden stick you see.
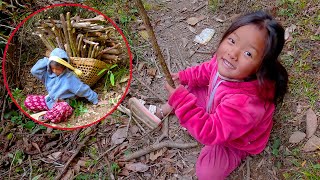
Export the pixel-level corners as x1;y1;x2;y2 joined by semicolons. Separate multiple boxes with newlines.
66;12;76;57
77;34;84;57
38;32;54;51
123;141;198;161
60;13;71;57
49;17;64;49
135;0;175;88
54;136;90;180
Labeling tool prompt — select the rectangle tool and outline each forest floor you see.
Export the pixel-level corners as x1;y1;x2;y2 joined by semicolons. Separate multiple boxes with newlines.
0;0;319;179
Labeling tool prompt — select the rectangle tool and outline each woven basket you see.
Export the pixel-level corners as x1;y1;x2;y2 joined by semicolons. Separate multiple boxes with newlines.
70;57;107;87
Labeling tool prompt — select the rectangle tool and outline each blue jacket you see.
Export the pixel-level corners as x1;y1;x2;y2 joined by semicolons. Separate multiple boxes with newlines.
31;57;99;109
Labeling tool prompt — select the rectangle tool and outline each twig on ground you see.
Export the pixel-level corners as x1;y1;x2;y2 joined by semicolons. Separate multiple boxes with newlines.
135;0;175;87
96;145;118;162
122;141;198;161
1;94;8;123
194;3;206;12
133;76;166;103
195;50;213;54
63;129;81;151
117;104;148;134
157;117;168;143
28;155;32;180
246;156;251;180
54;135;90;180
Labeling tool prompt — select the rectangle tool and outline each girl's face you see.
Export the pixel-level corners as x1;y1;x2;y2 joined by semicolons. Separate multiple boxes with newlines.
50;64;65;76
216;24;267;80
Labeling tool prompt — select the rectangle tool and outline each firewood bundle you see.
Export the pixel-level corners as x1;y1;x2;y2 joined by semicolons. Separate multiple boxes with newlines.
34;12;126;64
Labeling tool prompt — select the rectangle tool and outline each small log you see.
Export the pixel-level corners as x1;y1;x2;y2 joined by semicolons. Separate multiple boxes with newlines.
77;34;84;57
83;38;99;45
60;13;72;57
37;32;54;51
87;44;93;58
66;12;76;57
104;48;121;55
101;54;118;60
49;17;64;47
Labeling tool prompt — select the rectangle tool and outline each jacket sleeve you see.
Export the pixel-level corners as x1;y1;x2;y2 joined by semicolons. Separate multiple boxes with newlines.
168;85;259;145
70;77;98;104
31;57;49;82
178;56;216;87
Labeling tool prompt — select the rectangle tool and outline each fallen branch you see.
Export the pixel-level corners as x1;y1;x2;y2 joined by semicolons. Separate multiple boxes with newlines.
135;0;175;88
123;141;198;161
54;135;90;180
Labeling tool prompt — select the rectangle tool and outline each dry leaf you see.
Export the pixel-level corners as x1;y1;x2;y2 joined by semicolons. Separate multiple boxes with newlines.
306;108;318;138
119;75;130;83
111;128;127;145
139;30;149;40
289;131;306;143
303;135;320;152
147;68;157;77
150;148;166;161
188;26;197;34
125;162;149;172
165;165;177;173
214;14;227;23
186;17;200;26
31;142;41;153
48;152;62;161
182;38;188;48
285;24;297;40
138;62;145;71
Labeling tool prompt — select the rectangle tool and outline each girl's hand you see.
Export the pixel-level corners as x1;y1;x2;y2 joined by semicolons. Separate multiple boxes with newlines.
164;82;176;96
171;73;180;85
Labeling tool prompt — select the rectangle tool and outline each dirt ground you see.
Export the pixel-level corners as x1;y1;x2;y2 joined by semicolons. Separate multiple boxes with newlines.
1;0;319;179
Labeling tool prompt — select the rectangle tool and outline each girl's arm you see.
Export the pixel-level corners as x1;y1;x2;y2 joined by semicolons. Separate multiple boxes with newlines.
178;56;217;87
31;57;49;82
70;77;98;104
168;85;261;145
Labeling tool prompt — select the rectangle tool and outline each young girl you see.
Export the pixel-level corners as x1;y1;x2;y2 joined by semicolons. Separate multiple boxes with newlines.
24;48;98;123
130;11;288;179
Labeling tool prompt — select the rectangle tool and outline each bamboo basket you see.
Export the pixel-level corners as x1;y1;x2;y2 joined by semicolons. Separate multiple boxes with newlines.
70;57;107;87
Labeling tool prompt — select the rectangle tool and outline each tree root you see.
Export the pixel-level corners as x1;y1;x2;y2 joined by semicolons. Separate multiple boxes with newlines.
123;141;198;161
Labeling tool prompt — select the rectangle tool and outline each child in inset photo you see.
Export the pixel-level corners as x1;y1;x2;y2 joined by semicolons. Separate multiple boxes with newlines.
130;10;288;179
24;48;98;123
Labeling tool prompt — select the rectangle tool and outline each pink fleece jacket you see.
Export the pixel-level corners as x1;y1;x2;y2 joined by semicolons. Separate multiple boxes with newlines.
168;56;275;154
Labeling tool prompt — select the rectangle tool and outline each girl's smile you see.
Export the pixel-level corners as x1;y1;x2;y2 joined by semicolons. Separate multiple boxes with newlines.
216;24;267;80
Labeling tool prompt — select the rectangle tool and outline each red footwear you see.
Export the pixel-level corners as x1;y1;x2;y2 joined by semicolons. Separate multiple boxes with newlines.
129;97;162;129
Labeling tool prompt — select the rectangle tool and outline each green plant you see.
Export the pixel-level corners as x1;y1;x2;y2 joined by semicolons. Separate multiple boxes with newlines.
98;64;118;88
111;162;121;175
70;99;88;117
8;150;25;166
5;110;23;124
271;138;281;157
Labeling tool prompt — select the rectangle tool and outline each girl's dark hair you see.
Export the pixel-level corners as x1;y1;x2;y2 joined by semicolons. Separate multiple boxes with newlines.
220;10;288;105
49;58;68;69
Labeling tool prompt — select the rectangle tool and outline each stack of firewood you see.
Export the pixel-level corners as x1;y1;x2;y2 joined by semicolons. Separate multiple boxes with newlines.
34;12;126;64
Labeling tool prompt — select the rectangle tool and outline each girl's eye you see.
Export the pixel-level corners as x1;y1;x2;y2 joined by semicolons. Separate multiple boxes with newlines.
245;51;252;57
227;38;235;44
